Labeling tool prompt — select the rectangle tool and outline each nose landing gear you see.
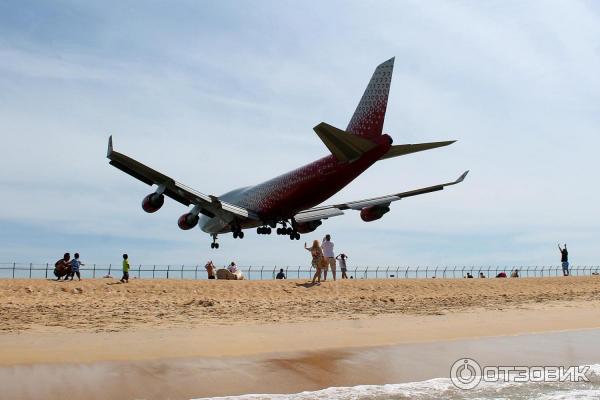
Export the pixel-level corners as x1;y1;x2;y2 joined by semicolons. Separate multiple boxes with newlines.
210;234;219;249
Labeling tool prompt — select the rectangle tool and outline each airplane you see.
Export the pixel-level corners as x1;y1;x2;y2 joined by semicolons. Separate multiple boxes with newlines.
107;57;468;249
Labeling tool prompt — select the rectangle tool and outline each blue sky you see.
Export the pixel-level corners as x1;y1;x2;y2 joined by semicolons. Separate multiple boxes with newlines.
1;0;599;268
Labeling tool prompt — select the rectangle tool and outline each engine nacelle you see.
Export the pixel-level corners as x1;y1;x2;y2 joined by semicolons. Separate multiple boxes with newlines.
142;193;165;213
293;220;322;234
178;212;199;230
360;205;390;222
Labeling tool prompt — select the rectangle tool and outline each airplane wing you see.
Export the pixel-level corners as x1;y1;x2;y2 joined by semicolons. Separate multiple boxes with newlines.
294;171;469;223
106;136;259;220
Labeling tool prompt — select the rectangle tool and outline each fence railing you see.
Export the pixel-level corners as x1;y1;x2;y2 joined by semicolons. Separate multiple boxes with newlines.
0;263;598;280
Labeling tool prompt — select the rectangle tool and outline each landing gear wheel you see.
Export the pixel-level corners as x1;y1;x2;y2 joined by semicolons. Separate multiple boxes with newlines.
215;243;219;249
294;232;300;240
211;243;215;249
267;227;272;234
233;231;239;239
239;231;244;239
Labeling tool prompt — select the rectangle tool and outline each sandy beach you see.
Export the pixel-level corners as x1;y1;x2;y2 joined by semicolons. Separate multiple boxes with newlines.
1;277;600;399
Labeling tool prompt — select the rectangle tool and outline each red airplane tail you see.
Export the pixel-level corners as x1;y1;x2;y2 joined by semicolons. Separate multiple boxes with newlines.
346;57;394;140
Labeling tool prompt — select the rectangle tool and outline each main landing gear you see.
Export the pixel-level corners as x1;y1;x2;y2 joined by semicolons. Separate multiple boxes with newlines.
257;226;272;235
232;230;244;239
210;234;219;249
275;223;301;240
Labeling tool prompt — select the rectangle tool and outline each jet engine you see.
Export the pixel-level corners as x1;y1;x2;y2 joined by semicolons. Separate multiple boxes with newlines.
142;193;165;213
293;220;322;234
360;205;390;222
178;212;199;230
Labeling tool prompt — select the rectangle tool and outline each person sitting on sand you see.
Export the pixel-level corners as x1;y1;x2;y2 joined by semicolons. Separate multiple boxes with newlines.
336;253;349;279
276;268;286;279
479;272;485;278
120;254;130;283
305;240;324;284
68;253;84;281
496;272;507;278
510;269;519;278
227;262;244;280
53;253;71;280
466;272;474;278
205;261;216;279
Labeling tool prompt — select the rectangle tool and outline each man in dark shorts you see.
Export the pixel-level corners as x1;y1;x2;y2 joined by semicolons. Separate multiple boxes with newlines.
558;243;569;276
54;253;71;280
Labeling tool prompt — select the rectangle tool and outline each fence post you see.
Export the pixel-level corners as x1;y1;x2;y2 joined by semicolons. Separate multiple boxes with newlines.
29;263;32;278
404;267;409;279
181;264;184;279
152;265;156;279
415;266;419;279
297;266;301;279
167;265;170;279
425;266;428;278
12;262;15;279
375;267;379;279
354;267;358;279
138;264;142;279
272;266;277;280
108;263;112;276
260;266;264;280
443;267;447;279
195;265;199;280
92;264;96;279
45;263;49;279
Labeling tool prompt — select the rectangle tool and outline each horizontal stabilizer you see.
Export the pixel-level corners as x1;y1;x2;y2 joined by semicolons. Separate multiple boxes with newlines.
313;122;377;163
379;140;456;160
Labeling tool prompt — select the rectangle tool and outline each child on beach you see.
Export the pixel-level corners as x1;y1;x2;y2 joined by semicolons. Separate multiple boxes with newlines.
69;253;84;281
120;254;130;283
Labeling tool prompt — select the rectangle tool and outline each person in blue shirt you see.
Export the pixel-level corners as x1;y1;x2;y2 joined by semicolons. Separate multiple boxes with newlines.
69;253;84;281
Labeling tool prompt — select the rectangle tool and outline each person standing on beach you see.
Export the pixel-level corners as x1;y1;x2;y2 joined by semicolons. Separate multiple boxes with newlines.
305;240;324;284
558;243;569;276
276;268;286;279
68;253;84;281
120;254;130;283
321;234;336;281
336;253;349;279
205;261;216;279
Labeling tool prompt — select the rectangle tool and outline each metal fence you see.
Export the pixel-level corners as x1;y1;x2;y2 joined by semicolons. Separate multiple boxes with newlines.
1;263;599;280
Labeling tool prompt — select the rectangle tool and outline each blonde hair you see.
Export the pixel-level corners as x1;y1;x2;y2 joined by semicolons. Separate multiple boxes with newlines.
311;240;320;250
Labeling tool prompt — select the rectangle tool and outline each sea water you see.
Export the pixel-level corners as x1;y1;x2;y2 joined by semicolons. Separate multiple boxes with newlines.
195;364;600;400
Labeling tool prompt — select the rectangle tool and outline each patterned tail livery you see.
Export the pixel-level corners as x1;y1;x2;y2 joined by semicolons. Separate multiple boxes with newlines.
346;57;394;139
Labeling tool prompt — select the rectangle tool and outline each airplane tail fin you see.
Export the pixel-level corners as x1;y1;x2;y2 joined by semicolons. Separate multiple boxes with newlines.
346;57;394;139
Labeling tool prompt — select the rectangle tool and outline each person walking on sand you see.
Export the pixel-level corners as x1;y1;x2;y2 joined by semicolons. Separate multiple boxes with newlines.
68;253;84;281
120;254;130;283
321;234;336;281
558;243;569;276
336;253;349;279
305;240;324;284
205;261;216;279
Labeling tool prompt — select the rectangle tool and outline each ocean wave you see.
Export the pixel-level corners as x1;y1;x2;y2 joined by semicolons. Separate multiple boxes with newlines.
194;364;600;400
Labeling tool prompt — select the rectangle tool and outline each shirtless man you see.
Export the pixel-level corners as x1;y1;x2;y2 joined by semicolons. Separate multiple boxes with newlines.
205;261;216;279
53;253;71;280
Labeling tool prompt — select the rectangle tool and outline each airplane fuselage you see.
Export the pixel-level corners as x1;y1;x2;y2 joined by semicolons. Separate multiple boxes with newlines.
199;134;392;234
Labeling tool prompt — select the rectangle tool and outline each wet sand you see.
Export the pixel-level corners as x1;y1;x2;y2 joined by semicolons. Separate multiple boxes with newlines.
2;329;600;400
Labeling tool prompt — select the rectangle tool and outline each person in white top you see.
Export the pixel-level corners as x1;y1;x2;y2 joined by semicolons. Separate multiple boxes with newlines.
321;234;336;281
